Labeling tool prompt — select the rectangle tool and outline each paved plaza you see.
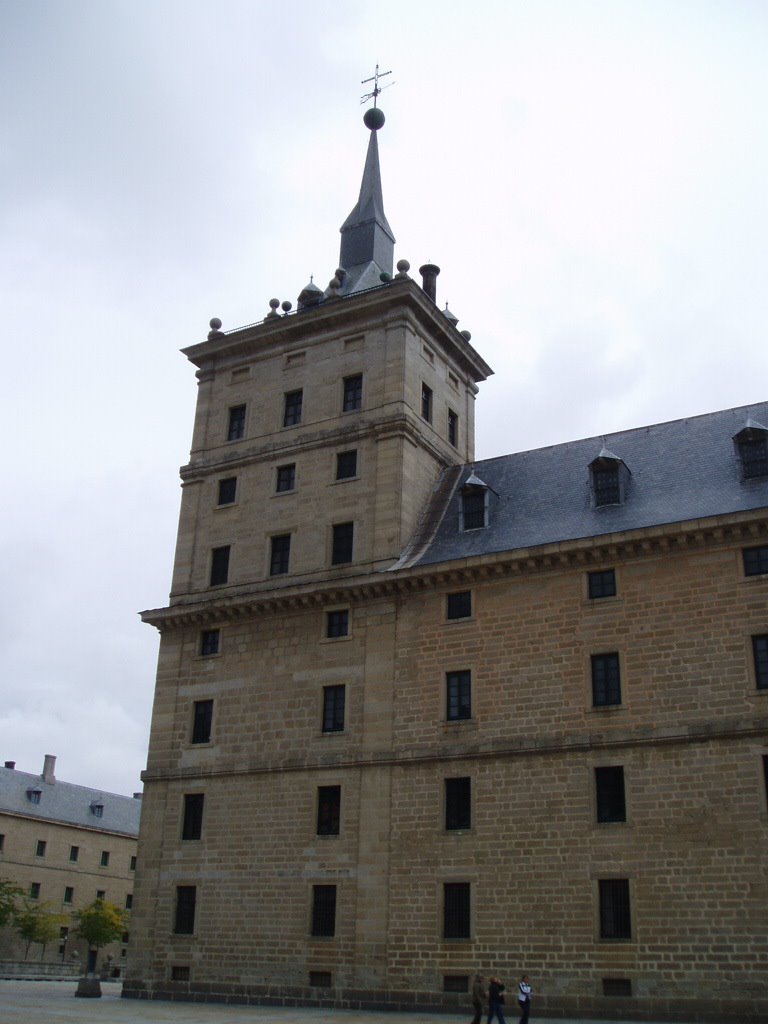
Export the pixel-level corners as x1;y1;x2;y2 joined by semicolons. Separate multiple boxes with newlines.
0;980;703;1024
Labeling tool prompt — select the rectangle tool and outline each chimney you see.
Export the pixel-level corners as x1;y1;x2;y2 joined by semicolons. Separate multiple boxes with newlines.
133;793;143;800
42;754;56;785
419;263;440;303
4;761;15;770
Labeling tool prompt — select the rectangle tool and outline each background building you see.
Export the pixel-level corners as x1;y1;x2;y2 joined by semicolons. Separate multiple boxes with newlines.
125;107;768;1021
0;756;140;973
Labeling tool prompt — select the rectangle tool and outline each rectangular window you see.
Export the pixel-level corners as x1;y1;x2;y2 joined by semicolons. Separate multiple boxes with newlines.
738;437;768;479
217;477;237;505
200;629;220;656
311;885;336;937
69;845;79;863
591;653;622;707
448;409;458;447
283;389;303;427
0;834;4;852
209;545;230;586
171;965;190;982
96;890;106;900
91;803;103;818
125;894;133;910
461;491;486;530
744;545;768;576
317;786;341;836
227;405;246;441
595;766;626;823
174;886;196;935
445;777;471;831
100;851;110;867
446;670;472;721
130;856;137;871
322;685;345;733
443;882;470;939
444;975;469;993
64;886;74;904
342;374;363;412
602;978;632;997
309;971;332;988
191;699;213;744
326;609;349;638
336;450;358;480
29;882;40;899
270;533;291;575
763;755;768;807
182;794;205;841
331;522;354;565
588;569;617;599
276;463;296;492
593;466;620;506
28;789;41;804
421;383;433;422
446;591;472;620
36;840;46;857
753;635;768;689
599;879;631;939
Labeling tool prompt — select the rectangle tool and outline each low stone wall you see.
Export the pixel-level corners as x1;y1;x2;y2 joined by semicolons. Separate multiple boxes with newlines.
0;960;81;980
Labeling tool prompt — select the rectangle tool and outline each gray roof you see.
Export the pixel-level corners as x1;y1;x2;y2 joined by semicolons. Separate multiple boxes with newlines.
338;125;395;287
415;401;768;566
0;766;141;838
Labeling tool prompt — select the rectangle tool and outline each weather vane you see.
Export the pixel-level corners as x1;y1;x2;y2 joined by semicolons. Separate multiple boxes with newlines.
360;64;394;107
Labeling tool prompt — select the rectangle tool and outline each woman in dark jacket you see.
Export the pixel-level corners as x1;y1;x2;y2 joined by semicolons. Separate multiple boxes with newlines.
470;973;486;1024
487;976;506;1024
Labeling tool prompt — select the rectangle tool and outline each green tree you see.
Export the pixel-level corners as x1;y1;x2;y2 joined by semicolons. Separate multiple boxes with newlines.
0;879;23;927
14;902;64;960
72;899;128;973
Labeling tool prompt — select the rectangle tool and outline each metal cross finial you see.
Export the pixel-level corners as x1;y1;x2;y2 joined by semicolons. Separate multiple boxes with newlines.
360;64;393;107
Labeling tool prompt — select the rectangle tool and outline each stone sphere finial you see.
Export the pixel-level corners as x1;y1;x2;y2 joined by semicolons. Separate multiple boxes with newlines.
460;329;472;342
209;317;222;331
266;297;281;319
281;301;292;314
395;259;410;279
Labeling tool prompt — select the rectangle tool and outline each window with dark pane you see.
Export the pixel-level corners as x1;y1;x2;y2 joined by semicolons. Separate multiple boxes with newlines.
448;409;458;447
283;389;303;427
738;436;768;479
29;882;40;899
36;840;46;857
593;466;620;506
64;887;73;904
191;699;213;744
446;670;471;721
443;882;470;938
311;884;336;937
443;975;469;993
591;653;622;707
753;635;768;689
130;856;136;871
217;477;237;505
763;755;768;806
446;590;472;620
599;879;631;939
342;374;363;412
309;971;332;988
588;569;617;599
461;490;486;530
743;545;768;576
317;785;341;836
100;851;110;867
200;629;219;656
270;534;291;575
445;777;471;830
69;846;79;863
331;522;354;565
182;793;204;840
174;886;196;935
96;889;105;900
326;609;349;638
595;766;626;823
336;450;358;480
209;545;230;586
125;894;133;909
322;685;345;733
227;405;246;441
276;463;296;492
421;383;433;422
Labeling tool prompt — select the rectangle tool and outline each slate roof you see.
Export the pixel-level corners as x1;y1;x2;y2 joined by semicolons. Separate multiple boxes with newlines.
414;401;768;567
0;765;141;838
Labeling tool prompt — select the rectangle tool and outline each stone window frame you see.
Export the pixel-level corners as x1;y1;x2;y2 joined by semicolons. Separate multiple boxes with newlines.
446;590;472;622
216;476;237;506
316;784;342;837
751;633;768;691
199;628;220;657
181;793;205;841
310;884;337;938
191;699;214;746
209;545;231;587
226;404;246;442
335;449;358;481
593;765;627;824
441;880;472;941
275;463;296;494
323;608;350;642
444;776;472;832
173;884;197;936
743;544;768;577
342;373;363;413
595;877;634;942
446;669;472;722
590;652;623;709
283;388;303;428
321;684;346;735
587;568;618;600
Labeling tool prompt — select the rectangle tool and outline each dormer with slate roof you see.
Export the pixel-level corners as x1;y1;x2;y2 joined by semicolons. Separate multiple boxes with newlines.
733;417;768;480
588;446;631;508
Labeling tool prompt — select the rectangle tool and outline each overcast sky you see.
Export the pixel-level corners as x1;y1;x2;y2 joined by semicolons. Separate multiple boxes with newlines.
2;0;767;796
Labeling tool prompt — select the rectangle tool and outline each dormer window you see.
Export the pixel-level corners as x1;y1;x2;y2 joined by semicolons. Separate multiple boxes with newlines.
90;802;104;818
460;473;490;531
733;420;768;480
27;788;42;804
589;449;630;508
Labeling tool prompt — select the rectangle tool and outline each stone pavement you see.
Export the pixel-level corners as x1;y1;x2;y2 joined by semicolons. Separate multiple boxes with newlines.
0;980;701;1024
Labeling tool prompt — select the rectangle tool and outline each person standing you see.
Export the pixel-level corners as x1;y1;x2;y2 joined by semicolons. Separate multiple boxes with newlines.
470;972;486;1024
517;974;532;1024
487;975;506;1024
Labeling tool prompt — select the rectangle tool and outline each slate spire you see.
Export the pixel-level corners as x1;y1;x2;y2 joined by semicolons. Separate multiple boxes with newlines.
338;108;395;293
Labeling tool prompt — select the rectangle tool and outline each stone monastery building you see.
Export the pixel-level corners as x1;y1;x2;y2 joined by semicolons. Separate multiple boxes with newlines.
126;102;768;1021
